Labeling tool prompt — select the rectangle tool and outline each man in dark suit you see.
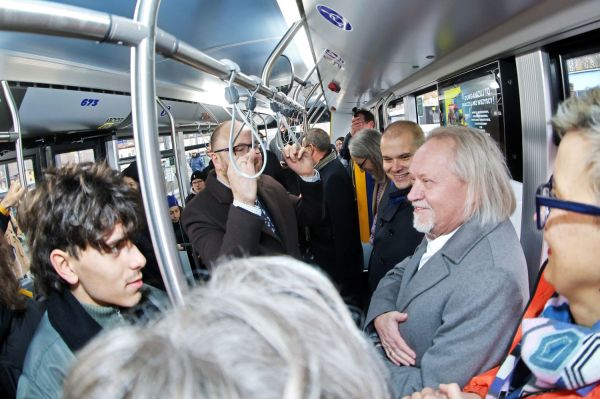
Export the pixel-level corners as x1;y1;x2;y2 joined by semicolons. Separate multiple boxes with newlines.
182;121;323;267
301;128;363;306
367;122;425;298
365;126;529;397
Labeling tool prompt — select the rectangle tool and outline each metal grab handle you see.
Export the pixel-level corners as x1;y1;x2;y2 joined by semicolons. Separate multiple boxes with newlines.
1;81;27;189
156;97;188;201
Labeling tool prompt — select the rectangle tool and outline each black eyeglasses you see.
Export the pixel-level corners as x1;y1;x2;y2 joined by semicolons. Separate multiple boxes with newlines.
355;158;368;170
212;143;255;157
535;177;600;230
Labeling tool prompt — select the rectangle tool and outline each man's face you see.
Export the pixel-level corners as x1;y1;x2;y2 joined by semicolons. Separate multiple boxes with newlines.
169;206;181;223
67;224;146;308
350;114;375;135
407;138;468;239
381;133;416;190
191;178;205;193
211;129;261;178
335;139;343;153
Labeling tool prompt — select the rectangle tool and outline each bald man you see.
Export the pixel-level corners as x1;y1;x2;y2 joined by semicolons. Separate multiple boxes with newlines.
182;121;323;267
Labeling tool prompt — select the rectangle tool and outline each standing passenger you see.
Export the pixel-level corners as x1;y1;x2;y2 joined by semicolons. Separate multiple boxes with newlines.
367;122;425;298
184;169;206;205
302;128;364;307
365;127;528;397
16;163;167;399
349;128;388;243
408;87;600;399
182;121;323;267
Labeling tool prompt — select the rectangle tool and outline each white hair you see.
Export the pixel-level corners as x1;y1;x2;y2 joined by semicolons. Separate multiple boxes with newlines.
427;126;515;226
552;87;600;203
64;256;391;399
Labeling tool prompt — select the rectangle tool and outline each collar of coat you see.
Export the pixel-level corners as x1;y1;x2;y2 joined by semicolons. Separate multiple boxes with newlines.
434;216;506;265
314;149;337;171
47;290;102;353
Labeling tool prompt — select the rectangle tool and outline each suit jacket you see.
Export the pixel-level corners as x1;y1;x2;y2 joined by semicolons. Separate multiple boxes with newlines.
307;158;363;305
367;184;424;296
365;218;529;398
182;170;323;267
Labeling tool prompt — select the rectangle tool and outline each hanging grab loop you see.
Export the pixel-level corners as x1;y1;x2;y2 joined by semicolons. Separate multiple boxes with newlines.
220;59;267;179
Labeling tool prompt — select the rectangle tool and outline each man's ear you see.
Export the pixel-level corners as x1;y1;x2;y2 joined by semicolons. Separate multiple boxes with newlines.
50;249;79;285
367;121;376;129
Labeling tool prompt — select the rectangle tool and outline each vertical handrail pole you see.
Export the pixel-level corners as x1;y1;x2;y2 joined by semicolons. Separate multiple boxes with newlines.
309;106;328;129
131;0;188;306
292;50;325;102
156;97;188;200
1;81;27;189
382;93;395;130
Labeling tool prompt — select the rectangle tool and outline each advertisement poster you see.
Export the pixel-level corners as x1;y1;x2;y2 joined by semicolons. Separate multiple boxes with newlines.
439;74;501;139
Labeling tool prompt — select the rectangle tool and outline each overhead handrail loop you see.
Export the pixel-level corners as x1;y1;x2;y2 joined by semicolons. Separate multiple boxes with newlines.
156;97;188;200
131;0;188;306
222;60;267;179
1;81;27;189
261;19;304;89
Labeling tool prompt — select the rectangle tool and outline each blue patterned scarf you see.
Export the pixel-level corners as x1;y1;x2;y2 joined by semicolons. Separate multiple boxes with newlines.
486;295;600;399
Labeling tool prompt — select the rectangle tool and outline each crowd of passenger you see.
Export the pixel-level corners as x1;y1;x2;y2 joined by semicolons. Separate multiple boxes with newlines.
0;89;598;398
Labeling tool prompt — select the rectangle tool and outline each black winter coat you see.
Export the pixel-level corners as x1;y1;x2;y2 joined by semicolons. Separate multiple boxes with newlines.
367;184;424;297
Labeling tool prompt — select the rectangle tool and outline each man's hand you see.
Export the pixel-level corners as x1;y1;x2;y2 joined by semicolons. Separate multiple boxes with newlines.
282;143;315;177
403;384;477;399
374;311;416;366
350;116;365;136
1;180;25;209
228;150;258;206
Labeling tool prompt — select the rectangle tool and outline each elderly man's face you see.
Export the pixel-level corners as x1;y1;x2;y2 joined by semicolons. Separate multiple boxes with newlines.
407;137;468;239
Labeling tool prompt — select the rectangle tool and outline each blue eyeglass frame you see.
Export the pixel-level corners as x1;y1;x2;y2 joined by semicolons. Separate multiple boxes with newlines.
535;177;600;230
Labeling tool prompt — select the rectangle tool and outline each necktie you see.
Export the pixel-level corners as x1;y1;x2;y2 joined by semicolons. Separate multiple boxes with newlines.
255;199;278;236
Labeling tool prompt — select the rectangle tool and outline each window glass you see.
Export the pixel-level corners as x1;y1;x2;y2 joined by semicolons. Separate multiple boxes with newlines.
0;159;36;195
388;101;405;123
565;52;600;96
55;149;95;167
117;137;172;159
416;89;440;135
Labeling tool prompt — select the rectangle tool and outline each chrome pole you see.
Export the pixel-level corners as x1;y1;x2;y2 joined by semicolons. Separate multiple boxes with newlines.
1;81;27;189
156;97;188;200
261;20;304;87
131;0;188;306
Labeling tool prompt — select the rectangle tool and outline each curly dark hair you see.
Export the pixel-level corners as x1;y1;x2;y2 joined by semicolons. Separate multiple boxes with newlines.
17;162;142;295
0;234;25;309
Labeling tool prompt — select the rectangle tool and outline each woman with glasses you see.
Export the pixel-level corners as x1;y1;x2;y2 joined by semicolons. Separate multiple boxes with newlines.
349;128;389;244
405;88;600;399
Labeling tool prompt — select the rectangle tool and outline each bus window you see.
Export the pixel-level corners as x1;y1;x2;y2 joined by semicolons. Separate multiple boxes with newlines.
388;101;405;123
565;52;600;96
55;149;95;167
416;89;440;135
1;159;36;192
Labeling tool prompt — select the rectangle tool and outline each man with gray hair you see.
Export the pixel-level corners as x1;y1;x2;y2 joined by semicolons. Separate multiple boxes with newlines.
365;126;529;397
302;128;363;306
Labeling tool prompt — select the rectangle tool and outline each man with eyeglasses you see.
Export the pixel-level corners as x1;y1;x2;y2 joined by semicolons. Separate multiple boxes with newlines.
366;122;426;299
182;121;323;267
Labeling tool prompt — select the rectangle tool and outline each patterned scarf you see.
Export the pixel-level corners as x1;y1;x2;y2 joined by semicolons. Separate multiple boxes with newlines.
314;148;337;171
486;295;600;399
